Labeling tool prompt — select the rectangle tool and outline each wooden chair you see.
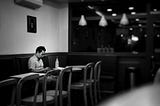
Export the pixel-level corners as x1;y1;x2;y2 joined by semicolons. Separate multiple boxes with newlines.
16;73;39;106
70;62;94;106
16;73;55;106
0;78;17;106
42;67;72;106
93;61;102;104
59;67;72;106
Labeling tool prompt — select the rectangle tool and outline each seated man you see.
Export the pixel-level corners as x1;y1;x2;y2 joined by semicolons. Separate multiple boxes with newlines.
28;46;50;73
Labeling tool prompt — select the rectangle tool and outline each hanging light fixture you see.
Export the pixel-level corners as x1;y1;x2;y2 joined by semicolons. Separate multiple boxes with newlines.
95;10;108;27
79;15;87;26
120;13;129;25
99;16;108;27
78;0;87;26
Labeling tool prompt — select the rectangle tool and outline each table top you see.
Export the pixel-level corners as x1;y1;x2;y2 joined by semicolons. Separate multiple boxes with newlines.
66;65;85;71
10;72;45;79
53;66;85;72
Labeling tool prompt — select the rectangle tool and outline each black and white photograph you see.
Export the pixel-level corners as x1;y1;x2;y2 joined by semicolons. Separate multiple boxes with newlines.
0;0;160;106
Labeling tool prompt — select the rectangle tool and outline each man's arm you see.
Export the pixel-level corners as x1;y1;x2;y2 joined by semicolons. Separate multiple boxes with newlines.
31;67;50;73
28;57;50;73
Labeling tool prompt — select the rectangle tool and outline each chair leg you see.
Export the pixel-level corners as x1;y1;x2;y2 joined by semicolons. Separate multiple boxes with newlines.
68;92;71;106
97;82;101;101
84;88;88;106
10;86;16;106
94;82;98;104
89;85;94;106
60;95;63;106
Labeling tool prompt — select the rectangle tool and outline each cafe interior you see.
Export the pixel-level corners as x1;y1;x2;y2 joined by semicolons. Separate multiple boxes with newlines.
0;0;160;106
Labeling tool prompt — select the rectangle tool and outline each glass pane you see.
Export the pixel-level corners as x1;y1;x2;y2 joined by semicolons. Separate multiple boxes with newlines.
70;1;148;53
151;2;160;53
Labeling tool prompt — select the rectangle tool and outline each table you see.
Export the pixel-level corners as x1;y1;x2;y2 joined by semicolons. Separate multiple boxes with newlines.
10;72;45;79
66;65;85;71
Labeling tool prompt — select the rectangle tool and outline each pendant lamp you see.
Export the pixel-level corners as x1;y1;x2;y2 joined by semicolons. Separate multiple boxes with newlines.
79;15;87;26
99;16;108;27
120;13;129;25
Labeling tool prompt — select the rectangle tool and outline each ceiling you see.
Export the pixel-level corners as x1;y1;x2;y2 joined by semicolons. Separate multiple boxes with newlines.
49;0;155;3
48;0;160;11
49;0;99;3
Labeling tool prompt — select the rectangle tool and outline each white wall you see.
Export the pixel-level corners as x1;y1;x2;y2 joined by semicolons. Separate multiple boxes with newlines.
58;4;68;52
0;0;68;55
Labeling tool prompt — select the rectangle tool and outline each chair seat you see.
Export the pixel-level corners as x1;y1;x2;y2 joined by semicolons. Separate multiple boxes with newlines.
22;94;54;104
71;82;91;89
46;90;68;96
38;90;68;98
86;79;94;83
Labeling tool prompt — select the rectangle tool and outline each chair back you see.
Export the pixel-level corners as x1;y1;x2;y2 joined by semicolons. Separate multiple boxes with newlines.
43;69;60;106
59;67;72;106
0;78;17;87
43;67;72;106
84;62;94;86
0;78;17;106
93;61;102;104
16;73;39;106
94;61;102;82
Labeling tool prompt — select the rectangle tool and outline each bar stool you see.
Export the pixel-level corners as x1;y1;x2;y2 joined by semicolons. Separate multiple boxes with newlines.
93;61;102;104
127;66;137;89
70;62;94;106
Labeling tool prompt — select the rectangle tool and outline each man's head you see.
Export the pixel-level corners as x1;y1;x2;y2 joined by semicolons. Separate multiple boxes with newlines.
35;46;46;59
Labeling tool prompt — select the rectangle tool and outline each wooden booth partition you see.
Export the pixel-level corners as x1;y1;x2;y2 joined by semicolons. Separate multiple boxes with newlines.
0;55;17;81
47;52;68;68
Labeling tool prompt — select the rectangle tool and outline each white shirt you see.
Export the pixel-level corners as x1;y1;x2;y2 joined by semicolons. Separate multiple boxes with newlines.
28;55;44;72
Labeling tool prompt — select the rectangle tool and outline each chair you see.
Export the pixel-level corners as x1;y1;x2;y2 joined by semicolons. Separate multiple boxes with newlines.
93;61;102;104
70;62;94;106
59;67;72;106
16;73;39;106
43;67;72;106
0;78;17;106
16;73;55;106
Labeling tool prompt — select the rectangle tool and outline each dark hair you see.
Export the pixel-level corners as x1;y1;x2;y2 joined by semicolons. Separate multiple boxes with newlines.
36;46;46;53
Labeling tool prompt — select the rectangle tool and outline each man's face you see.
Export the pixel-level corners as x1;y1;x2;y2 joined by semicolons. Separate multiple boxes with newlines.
37;50;45;58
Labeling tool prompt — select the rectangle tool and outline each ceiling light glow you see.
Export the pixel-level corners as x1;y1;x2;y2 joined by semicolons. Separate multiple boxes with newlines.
107;8;112;12
129;7;134;10
131;12;136;15
112;13;117;16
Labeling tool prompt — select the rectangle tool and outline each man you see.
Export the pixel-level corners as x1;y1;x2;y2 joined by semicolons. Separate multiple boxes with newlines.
28;46;50;72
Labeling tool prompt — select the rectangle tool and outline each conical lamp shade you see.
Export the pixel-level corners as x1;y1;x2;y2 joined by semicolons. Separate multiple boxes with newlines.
99;16;108;27
120;13;129;25
79;15;87;26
